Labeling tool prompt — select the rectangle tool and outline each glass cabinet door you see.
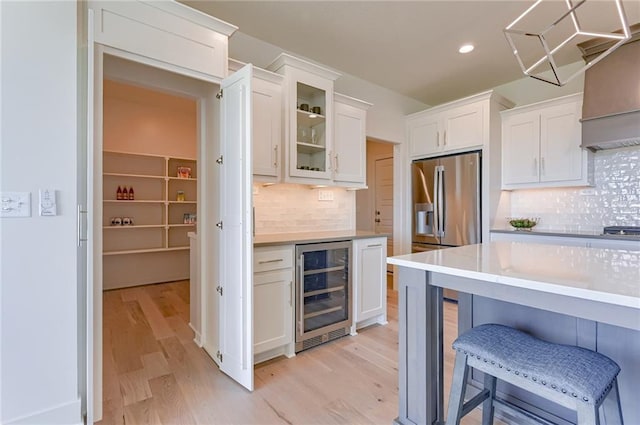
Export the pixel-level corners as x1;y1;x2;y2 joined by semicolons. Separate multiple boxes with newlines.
295;82;327;174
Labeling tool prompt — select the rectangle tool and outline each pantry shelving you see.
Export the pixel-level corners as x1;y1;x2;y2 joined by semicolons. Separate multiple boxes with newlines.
103;150;197;256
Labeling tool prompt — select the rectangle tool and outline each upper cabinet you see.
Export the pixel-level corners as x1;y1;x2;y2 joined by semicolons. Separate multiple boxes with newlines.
407;97;484;159
333;93;372;187
268;54;340;183
267;53;371;187
89;1;236;81
229;60;283;183
501;93;593;190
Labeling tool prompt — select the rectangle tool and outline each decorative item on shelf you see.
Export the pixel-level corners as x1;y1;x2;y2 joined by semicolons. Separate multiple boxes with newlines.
128;186;134;200
111;217;122;226
176;190;185;202
299;103;309;112
311;128;318;144
508;217;540;231
122;186;129;201
177;166;192;179
122;217;134;226
311;106;321;115
116;186;123;200
503;0;631;86
183;213;197;224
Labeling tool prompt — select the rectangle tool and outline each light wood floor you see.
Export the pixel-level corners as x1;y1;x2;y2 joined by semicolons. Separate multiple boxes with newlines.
99;278;502;425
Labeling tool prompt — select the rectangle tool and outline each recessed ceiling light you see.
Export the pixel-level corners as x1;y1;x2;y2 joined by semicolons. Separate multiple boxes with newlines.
459;44;475;54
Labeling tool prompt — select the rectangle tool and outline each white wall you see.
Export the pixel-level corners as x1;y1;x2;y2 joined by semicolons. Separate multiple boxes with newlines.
226;32;428;143
0;2;81;424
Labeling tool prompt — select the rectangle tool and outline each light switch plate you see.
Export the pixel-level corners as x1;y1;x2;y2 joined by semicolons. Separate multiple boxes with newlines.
39;189;57;216
1;192;31;217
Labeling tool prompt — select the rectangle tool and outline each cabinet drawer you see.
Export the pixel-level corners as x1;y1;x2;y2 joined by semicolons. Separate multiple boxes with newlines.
254;246;294;272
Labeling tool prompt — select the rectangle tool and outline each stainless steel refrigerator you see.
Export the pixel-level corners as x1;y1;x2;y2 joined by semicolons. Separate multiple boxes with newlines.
412;150;481;300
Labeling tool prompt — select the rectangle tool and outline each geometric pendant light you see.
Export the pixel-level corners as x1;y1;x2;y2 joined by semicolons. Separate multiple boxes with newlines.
504;0;632;86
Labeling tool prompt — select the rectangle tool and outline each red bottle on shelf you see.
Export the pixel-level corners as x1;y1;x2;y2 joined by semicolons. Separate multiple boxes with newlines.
116;186;123;200
128;186;134;200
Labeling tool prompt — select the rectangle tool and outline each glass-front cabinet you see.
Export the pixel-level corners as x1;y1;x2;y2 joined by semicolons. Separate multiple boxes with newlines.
267;53;340;182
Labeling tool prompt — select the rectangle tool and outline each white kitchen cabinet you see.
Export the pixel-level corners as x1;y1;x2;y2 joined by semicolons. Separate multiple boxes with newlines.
502;93;593;190
407;97;484;159
229;60;283;182
332;93;372;187
90;0;236;81
268;54;340;184
351;237;388;333
253;245;295;363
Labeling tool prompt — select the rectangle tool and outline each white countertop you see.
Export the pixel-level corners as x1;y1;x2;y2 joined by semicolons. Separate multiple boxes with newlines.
253;230;385;246
388;241;640;310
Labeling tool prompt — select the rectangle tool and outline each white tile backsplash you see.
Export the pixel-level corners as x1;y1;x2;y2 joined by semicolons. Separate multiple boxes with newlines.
508;147;640;232
253;184;355;234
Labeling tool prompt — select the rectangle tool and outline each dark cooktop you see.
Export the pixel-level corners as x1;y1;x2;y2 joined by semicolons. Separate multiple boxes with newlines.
602;226;640;236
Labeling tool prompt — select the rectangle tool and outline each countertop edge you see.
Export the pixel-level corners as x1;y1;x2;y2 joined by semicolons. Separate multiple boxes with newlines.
254;231;389;247
491;228;640;242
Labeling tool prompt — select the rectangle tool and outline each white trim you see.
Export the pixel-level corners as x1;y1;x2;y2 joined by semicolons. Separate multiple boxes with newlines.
4;398;83;425
140;0;238;36
334;92;373;110
266;53;341;81
189;322;203;347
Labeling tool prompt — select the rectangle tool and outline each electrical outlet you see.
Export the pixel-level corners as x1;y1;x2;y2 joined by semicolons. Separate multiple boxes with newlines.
318;190;334;201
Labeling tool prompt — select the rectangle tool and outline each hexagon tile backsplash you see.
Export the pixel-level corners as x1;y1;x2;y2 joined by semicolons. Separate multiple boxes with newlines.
509;147;640;232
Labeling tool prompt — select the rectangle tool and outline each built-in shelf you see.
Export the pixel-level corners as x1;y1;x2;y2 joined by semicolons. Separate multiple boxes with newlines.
296;142;326;155
103;246;190;256
103;150;197;259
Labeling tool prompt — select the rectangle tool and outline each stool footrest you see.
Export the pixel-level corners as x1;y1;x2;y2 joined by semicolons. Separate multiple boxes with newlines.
492;398;557;425
461;389;490;417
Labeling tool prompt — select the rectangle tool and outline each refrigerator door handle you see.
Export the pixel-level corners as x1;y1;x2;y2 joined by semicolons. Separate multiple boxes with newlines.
439;166;445;237
433;166;439;237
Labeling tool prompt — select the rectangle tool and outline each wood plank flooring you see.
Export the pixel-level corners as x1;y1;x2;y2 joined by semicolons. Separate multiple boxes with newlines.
99;278;503;425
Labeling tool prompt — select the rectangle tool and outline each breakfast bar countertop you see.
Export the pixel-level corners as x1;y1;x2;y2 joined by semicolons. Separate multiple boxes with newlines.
388;241;640;312
253;230;386;246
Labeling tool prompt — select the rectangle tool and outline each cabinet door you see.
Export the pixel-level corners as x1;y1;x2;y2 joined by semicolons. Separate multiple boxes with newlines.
353;238;387;323
502;111;540;186
218;64;253;391
288;68;333;181
442;102;483;151
252;77;282;179
408;113;440;158
539;101;582;183
333;100;366;184
254;269;293;354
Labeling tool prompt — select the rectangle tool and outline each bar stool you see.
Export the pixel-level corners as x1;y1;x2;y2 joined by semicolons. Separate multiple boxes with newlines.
446;324;623;425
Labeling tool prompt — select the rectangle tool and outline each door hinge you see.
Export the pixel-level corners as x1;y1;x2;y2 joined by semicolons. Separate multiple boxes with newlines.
216;285;223;296
216;350;223;362
216;221;223;230
216;89;223;99
216;155;223;165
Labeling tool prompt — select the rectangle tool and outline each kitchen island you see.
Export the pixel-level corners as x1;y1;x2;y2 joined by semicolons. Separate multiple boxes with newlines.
388;241;639;425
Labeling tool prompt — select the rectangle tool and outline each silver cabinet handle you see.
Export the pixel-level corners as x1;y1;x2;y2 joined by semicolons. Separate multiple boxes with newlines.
541;157;545;176
334;154;339;173
533;158;538;176
443;130;447;146
298;254;305;335
367;243;382;247
436;131;440;147
258;258;284;264
273;145;278;168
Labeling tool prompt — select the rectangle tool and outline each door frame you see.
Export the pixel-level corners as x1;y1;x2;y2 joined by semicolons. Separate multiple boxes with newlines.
86;42;223;422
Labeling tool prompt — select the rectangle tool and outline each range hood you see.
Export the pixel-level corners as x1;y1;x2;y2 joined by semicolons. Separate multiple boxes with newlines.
579;24;640;151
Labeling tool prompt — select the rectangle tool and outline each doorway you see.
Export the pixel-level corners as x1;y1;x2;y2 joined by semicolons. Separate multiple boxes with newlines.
90;49;223;422
355;139;394;273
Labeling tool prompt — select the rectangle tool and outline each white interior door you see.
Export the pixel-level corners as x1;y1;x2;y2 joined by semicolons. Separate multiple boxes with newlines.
218;64;254;391
374;157;394;273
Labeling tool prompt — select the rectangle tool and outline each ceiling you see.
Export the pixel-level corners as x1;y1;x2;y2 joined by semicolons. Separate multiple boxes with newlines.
182;1;640;105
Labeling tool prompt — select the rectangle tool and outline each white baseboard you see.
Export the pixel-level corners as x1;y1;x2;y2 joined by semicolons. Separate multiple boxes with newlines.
4;398;82;425
188;322;202;347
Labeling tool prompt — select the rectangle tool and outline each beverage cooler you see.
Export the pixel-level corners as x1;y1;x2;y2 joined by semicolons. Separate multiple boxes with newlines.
295;241;352;352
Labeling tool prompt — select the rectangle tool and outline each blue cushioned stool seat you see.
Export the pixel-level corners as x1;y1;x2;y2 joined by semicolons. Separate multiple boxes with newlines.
446;324;623;425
